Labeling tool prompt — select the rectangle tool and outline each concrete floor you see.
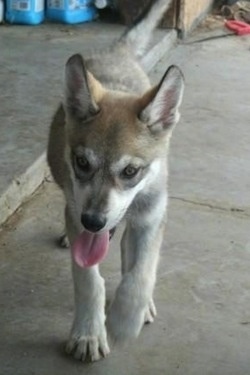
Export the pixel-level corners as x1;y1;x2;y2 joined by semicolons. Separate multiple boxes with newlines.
0;23;250;375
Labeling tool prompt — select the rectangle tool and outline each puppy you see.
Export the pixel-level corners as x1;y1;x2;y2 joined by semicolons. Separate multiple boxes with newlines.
47;0;184;362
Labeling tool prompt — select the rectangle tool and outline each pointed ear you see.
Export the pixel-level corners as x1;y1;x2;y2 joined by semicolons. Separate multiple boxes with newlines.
64;54;102;122
139;65;184;134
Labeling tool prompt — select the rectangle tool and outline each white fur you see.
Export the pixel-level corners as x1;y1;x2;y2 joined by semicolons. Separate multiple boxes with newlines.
65;261;110;361
105;158;162;229
65;157;167;355
48;0;184;363
106;162;167;342
107;190;166;341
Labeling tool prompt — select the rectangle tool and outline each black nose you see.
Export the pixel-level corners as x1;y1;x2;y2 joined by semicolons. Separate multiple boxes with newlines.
81;213;107;232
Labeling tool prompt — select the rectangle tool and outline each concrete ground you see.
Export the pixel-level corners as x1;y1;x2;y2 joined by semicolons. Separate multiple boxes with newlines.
1;22;250;375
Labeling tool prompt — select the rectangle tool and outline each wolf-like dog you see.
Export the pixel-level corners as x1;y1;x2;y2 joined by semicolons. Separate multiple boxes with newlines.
47;0;184;362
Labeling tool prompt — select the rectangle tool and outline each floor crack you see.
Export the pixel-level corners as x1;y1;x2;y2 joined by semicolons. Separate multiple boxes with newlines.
169;196;250;217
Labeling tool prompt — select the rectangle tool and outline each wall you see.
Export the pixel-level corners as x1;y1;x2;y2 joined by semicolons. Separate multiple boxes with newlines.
178;0;214;37
115;0;214;36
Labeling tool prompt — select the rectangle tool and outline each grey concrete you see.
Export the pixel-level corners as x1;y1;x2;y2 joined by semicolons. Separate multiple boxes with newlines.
0;23;176;226
1;29;250;375
158;36;250;212
1;182;250;375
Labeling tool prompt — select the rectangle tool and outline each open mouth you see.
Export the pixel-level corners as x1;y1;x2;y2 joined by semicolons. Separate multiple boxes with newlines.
72;227;116;268
109;227;116;240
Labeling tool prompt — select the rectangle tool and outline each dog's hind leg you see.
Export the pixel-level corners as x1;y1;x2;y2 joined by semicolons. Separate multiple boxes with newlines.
58;232;69;248
65;207;110;362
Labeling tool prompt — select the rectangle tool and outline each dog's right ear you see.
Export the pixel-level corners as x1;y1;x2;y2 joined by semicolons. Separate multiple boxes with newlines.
64;54;102;122
138;65;184;135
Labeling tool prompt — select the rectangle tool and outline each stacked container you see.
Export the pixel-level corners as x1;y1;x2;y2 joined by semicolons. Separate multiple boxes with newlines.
4;0;97;24
5;0;45;24
46;0;97;24
0;0;4;23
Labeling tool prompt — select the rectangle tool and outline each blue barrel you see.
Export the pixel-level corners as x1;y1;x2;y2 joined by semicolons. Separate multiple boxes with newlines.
5;0;45;24
46;0;97;24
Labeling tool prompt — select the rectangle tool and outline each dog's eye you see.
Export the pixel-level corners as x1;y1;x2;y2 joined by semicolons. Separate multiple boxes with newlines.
75;156;91;172
121;165;140;179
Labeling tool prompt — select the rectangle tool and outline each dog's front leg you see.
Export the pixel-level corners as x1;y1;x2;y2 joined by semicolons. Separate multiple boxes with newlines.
107;204;165;342
65;208;110;362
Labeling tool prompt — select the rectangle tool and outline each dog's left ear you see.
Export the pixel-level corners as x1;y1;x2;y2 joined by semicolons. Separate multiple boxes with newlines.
139;65;184;134
64;54;104;122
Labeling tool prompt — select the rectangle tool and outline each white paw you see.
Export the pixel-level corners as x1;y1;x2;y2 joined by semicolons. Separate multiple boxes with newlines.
65;329;110;362
144;299;157;324
107;304;145;343
107;278;146;342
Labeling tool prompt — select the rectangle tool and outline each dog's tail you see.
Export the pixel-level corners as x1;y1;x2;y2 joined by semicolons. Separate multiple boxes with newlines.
120;0;173;58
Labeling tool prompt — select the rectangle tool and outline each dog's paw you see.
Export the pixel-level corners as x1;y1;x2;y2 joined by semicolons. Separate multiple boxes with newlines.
107;279;146;342
58;233;69;248
65;330;110;362
144;299;157;324
107;302;145;343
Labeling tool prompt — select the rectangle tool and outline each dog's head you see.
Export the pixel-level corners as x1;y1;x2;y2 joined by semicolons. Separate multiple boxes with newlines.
63;54;184;233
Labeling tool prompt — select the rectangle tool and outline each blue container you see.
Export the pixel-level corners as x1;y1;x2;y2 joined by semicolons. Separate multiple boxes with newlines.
46;0;97;24
5;0;45;24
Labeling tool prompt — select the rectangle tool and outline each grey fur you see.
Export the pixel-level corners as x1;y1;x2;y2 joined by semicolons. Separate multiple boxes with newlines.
47;0;184;363
121;0;173;57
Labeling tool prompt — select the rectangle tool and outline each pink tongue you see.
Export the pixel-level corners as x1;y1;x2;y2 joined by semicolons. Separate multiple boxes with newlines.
72;231;110;268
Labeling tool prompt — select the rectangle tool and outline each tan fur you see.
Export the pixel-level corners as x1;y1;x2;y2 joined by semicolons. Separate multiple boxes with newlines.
46;0;184;363
70;96;166;163
87;71;106;103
